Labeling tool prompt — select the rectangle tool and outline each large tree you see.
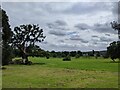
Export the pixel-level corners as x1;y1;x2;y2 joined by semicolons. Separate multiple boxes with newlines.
11;24;45;64
1;8;12;65
107;21;120;62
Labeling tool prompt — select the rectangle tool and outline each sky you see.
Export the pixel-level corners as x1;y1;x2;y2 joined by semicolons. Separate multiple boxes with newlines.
1;1;119;51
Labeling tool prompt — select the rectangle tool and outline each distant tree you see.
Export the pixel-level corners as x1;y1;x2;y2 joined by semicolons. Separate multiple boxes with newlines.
92;50;95;56
51;50;57;57
63;54;71;61
95;51;100;59
11;24;46;64
75;50;82;58
75;54;80;58
77;50;83;56
107;41;120;62
1;9;12;65
62;51;69;56
70;51;76;57
45;51;50;59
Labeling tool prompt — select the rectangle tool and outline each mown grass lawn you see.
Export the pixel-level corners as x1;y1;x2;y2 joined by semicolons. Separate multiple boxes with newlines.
2;57;119;88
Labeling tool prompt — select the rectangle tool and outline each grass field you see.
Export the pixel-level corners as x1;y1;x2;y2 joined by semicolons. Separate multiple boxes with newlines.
2;57;119;88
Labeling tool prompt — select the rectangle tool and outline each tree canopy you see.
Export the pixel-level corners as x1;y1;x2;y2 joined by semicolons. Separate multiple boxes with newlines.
11;24;46;64
107;41;120;62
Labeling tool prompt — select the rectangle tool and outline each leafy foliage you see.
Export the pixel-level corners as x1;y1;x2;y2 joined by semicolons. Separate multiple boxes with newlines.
11;24;46;64
107;41;120;61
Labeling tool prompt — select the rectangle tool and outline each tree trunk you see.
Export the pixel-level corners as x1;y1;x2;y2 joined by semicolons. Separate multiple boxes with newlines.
21;52;28;64
118;30;120;41
111;57;115;62
18;45;29;64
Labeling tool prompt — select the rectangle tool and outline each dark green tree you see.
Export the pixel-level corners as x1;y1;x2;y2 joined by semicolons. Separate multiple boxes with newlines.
1;9;12;65
11;24;46;64
70;51;76;57
107;41;120;62
107;21;120;62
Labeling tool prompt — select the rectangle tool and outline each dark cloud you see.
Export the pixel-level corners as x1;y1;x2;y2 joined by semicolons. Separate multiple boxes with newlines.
49;30;66;36
92;23;117;34
74;23;90;30
80;39;89;43
99;36;113;42
47;20;69;36
70;35;88;43
92;35;99;38
105;33;111;36
74;22;117;34
58;40;64;43
92;42;98;45
47;20;68;31
47;23;55;29
55;20;67;26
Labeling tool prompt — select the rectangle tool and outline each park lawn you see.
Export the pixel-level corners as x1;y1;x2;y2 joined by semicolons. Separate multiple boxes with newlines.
2;57;119;88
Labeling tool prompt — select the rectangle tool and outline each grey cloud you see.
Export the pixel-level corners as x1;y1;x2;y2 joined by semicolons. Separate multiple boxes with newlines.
55;20;67;26
70;35;88;43
92;42;98;45
58;40;64;43
75;23;90;30
74;22;117;34
41;41;48;44
100;36;113;42
105;33;111;36
49;30;66;36
80;39;89;43
47;23;55;29
92;35;99;38
47;20;68;30
112;2;118;15
64;2;112;15
92;23;117;34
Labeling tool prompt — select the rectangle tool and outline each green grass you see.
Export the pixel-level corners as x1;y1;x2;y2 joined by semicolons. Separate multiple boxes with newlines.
2;57;119;88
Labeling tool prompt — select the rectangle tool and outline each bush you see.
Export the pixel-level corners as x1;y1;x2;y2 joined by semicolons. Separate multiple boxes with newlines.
63;55;71;61
25;61;32;65
46;56;49;59
75;54;80;58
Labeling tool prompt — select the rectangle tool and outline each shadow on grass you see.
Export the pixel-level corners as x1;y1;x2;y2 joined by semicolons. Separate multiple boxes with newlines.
32;62;46;65
104;61;120;63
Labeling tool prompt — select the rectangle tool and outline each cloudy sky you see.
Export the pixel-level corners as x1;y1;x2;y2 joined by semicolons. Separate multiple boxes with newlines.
2;1;119;51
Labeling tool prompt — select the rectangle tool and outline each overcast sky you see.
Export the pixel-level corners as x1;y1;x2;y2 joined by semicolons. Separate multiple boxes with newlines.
2;1;119;51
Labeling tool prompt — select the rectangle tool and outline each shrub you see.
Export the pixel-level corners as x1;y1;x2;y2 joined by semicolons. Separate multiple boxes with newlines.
75;54;80;58
63;55;71;61
25;61;32;65
46;56;49;59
